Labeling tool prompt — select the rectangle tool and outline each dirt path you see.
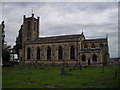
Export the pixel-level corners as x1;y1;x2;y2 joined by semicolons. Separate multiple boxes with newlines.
20;81;65;88
42;84;64;88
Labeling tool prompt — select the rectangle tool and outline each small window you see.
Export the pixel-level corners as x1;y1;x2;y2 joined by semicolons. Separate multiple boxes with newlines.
28;32;31;36
84;44;88;48
92;43;95;48
100;43;103;48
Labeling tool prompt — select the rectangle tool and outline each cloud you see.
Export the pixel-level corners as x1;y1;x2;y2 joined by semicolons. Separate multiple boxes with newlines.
2;2;118;58
2;0;119;2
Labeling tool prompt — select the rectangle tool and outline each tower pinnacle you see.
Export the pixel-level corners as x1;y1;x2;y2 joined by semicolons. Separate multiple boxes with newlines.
106;34;108;39
31;9;34;17
81;30;84;35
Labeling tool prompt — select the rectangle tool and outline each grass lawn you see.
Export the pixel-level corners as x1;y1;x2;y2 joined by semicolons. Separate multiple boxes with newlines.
2;65;119;88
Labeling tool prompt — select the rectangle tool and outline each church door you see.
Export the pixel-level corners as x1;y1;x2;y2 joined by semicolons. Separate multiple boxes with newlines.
88;59;91;65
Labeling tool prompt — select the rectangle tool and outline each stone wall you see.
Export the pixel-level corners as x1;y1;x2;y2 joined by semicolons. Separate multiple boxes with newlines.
80;51;102;66
21;37;109;66
24;41;80;61
80;38;109;66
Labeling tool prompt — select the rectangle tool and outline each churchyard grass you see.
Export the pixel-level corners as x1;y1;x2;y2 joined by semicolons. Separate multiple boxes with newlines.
2;65;119;88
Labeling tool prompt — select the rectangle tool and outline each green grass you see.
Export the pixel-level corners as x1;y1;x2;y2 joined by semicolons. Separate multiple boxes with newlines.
2;65;119;88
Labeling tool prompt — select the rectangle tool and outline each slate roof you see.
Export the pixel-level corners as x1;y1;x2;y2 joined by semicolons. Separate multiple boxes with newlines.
27;34;83;44
82;38;107;43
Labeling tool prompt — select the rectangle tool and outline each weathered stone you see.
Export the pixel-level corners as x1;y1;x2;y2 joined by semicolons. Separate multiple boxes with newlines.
18;13;110;66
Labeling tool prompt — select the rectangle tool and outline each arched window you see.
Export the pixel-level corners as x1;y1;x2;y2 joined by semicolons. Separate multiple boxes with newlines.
92;43;95;48
82;54;86;61
47;46;51;59
58;46;62;59
27;47;31;59
84;43;88;48
36;47;40;60
28;21;31;30
70;45;75;59
92;54;97;61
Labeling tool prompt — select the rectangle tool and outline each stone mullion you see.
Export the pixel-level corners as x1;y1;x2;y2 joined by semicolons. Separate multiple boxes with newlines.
63;46;65;61
51;46;55;61
34;47;37;61
54;47;58;61
40;46;44;61
64;46;67;61
25;46;27;61
43;46;46;61
33;46;36;61
66;45;70;60
77;42;80;65
31;46;34;61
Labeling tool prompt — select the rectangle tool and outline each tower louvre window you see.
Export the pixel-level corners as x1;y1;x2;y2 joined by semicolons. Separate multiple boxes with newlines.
28;21;31;30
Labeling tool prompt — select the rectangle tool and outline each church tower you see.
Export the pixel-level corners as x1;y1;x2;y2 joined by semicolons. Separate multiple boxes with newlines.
22;13;39;44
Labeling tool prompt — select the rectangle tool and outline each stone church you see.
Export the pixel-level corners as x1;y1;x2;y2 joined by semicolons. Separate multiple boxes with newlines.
18;13;110;66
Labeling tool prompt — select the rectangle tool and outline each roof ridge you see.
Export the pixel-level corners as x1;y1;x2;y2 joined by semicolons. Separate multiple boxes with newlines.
37;34;82;39
84;38;106;40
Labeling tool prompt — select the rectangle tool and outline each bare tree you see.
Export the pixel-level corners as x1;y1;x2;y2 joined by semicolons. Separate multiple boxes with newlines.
1;21;5;51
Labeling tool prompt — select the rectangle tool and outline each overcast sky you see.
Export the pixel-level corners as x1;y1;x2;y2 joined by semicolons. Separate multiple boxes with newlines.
1;2;118;58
